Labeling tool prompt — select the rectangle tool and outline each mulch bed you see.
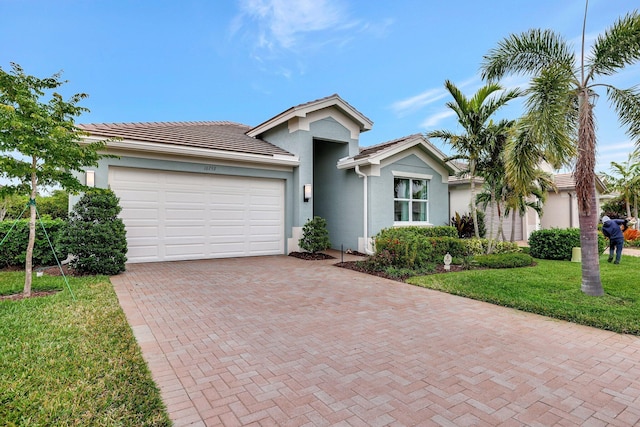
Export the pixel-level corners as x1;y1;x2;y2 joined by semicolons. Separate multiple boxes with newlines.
335;260;466;282
289;252;336;260
0;290;60;301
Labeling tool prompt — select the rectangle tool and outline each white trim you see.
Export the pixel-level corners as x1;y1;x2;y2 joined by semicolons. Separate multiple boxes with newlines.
290;108;362;140
391;170;433;180
247;95;373;138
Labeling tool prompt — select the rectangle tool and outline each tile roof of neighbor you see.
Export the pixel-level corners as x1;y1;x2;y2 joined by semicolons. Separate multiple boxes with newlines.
553;173;576;190
77;121;295;157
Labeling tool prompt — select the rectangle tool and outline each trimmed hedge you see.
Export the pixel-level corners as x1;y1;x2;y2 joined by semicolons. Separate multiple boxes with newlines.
528;228;606;260
0;219;66;267
473;252;534;269
464;239;521;255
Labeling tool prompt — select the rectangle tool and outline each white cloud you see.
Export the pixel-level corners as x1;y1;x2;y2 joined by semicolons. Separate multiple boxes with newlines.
236;0;351;50
420;110;456;129
391;88;448;117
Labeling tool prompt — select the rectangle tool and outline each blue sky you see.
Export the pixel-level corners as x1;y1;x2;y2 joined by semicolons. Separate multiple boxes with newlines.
1;0;638;173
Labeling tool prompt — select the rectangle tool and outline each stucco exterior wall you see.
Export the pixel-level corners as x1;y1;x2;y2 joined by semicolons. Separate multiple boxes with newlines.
367;152;450;237
313;139;363;251
541;191;575;229
260;114;362;251
77;153;296;248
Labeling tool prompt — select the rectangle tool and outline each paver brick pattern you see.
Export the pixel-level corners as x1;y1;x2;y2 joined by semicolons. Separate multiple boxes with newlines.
111;255;640;426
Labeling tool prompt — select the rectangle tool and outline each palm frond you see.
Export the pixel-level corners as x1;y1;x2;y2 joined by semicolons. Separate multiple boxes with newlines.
481;29;575;81
606;85;640;142
588;11;640;78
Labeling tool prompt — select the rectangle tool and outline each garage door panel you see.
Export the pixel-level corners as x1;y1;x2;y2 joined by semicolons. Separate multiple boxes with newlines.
109;167;284;263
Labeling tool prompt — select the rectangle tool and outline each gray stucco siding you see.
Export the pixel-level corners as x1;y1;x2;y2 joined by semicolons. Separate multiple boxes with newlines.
369;153;450;237
313;139;363;251
76;154;296;250
260;116;360;230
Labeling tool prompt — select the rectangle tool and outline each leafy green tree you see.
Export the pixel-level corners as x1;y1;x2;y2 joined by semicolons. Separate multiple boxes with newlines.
600;150;640;219
57;189;127;275
0;63;108;296
481;5;640;296
427;80;521;239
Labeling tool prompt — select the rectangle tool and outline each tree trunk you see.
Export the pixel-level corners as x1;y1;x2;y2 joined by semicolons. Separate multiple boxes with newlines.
470;160;480;239
626;199;631;219
579;185;603;296
24;164;37;297
497;203;506;242
487;189;496;254
576;92;603;296
510;210;517;242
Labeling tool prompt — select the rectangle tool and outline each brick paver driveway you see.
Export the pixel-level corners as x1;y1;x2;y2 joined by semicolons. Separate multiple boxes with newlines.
111;255;640;426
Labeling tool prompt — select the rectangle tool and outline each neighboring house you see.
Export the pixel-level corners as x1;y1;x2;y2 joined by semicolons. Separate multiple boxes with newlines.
449;170;608;242
448;173;534;242
540;173;607;230
78;94;453;263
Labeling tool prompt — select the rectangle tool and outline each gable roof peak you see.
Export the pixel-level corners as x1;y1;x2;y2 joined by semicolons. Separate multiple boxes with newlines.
247;94;373;138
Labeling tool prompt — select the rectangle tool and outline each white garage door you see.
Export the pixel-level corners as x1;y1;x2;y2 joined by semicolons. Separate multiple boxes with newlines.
109;167;285;263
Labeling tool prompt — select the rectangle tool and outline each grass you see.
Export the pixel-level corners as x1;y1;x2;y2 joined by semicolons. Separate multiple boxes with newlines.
0;271;171;426
407;253;640;335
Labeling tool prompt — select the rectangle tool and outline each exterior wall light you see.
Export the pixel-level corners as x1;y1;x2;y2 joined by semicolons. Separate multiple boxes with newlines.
303;184;312;202
86;170;95;187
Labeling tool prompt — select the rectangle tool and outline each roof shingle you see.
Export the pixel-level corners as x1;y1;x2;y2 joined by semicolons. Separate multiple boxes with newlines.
78;121;295;157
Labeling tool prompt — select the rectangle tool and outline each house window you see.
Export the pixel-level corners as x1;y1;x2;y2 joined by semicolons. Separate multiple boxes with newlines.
394;177;429;223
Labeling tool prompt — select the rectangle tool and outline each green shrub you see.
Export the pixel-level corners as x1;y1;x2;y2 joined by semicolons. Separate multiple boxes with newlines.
0;190;69;221
298;216;331;253
374;227;467;268
463;239;521;256
0;219;66;267
528;228;606;260
383;264;436;279
57;189;127;275
472;252;534;269
451;210;486;238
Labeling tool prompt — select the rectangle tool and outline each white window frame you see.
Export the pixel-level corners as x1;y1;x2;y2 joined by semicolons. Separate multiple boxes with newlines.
392;171;431;225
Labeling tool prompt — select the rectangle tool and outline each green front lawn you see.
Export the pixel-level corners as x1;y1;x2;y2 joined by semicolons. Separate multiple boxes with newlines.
408;254;640;335
0;272;171;426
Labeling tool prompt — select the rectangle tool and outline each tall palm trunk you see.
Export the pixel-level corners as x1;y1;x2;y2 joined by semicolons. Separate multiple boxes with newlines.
486;188;496;253
510;210;517;242
576;92;603;296
470;159;480;239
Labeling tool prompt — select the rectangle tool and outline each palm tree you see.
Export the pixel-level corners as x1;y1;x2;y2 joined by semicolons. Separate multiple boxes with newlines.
475;119;516;250
427;80;521;239
601;151;640;218
504;169;556;242
481;4;640;296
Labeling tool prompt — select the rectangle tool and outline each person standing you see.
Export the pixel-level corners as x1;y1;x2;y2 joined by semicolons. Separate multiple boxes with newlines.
601;215;627;264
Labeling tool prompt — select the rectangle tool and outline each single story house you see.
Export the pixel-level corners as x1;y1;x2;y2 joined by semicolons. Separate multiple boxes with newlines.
540;173;607;230
449;170;608;241
78;94;454;263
